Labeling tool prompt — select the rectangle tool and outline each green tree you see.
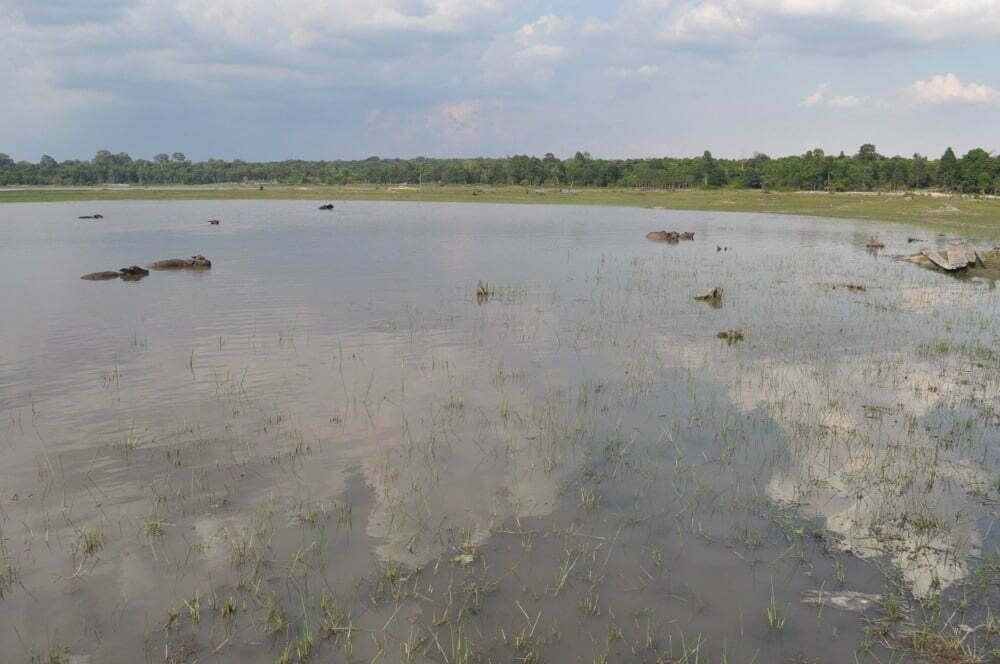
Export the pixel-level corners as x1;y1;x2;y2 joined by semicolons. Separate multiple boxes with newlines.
938;147;959;190
857;143;879;162
695;150;725;187
958;148;993;193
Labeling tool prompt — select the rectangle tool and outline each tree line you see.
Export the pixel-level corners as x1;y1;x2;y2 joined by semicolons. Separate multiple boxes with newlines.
1;145;998;193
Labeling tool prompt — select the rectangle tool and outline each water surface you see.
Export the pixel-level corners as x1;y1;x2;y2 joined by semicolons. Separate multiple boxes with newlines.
0;200;997;662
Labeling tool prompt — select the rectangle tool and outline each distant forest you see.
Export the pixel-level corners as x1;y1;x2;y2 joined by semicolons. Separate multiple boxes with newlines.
2;144;998;193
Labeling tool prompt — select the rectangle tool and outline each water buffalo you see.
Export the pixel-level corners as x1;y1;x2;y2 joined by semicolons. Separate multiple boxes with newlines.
208;219;221;225
81;271;121;281
78;214;104;219
646;230;694;243
119;265;149;281
318;203;335;210
81;265;149;281
148;255;212;270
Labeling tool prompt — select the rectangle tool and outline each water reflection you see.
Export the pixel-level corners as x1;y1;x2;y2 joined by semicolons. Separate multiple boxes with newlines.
0;200;996;662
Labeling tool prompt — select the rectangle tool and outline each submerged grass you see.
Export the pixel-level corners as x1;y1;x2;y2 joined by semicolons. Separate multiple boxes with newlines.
3;201;999;663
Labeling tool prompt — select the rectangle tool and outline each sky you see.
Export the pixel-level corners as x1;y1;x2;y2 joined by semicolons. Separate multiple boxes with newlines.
2;0;1000;162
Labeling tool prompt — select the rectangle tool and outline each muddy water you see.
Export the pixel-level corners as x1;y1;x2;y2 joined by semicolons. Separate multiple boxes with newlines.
0;200;997;663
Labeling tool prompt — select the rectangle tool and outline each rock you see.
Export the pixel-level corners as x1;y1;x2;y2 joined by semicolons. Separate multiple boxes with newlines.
476;280;492;303
912;240;983;271
801;590;881;614
898;253;935;269
694;287;723;302
148;255;212;270
717;329;744;344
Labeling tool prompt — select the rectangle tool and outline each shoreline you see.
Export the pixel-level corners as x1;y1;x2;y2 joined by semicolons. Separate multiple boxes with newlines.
3;185;999;238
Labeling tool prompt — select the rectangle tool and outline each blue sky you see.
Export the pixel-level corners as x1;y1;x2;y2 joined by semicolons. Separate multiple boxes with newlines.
2;0;1000;161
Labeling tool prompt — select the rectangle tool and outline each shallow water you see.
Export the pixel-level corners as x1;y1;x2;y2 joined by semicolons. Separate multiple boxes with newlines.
0;200;998;662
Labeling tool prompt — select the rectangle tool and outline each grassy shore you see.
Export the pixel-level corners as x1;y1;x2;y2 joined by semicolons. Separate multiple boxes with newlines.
3;184;1000;237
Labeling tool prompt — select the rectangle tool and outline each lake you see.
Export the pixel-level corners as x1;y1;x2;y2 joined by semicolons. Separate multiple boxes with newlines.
0;200;997;662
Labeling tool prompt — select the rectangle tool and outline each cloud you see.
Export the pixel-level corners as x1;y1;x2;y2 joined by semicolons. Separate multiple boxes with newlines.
579;17;613;36
426;99;484;142
800;74;1000;112
479;13;575;86
608;64;660;78
2;0;1000;160
800;83;865;108
514;43;569;62
513;14;571;62
0;59;115;127
800;83;829;107
607;0;1000;54
174;0;510;48
741;0;1000;43
661;2;749;44
827;94;863;108
910;73;1000;105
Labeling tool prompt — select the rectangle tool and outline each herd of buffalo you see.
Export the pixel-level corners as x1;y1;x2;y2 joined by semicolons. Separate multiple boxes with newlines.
78;205;334;282
81;256;212;281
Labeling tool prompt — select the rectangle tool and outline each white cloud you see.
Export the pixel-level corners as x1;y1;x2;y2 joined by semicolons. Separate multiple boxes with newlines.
608;0;1000;53
608;64;660;78
910;73;1000;105
741;0;1000;42
426;99;484;142
174;0;510;47
478;13;576;86
513;14;571;62
515;14;568;44
800;84;865;108
3;0;1000;160
800;83;829;107
799;74;1000;112
579;17;613;36
0;60;114;127
827;94;863;108
514;43;569;62
661;2;749;44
